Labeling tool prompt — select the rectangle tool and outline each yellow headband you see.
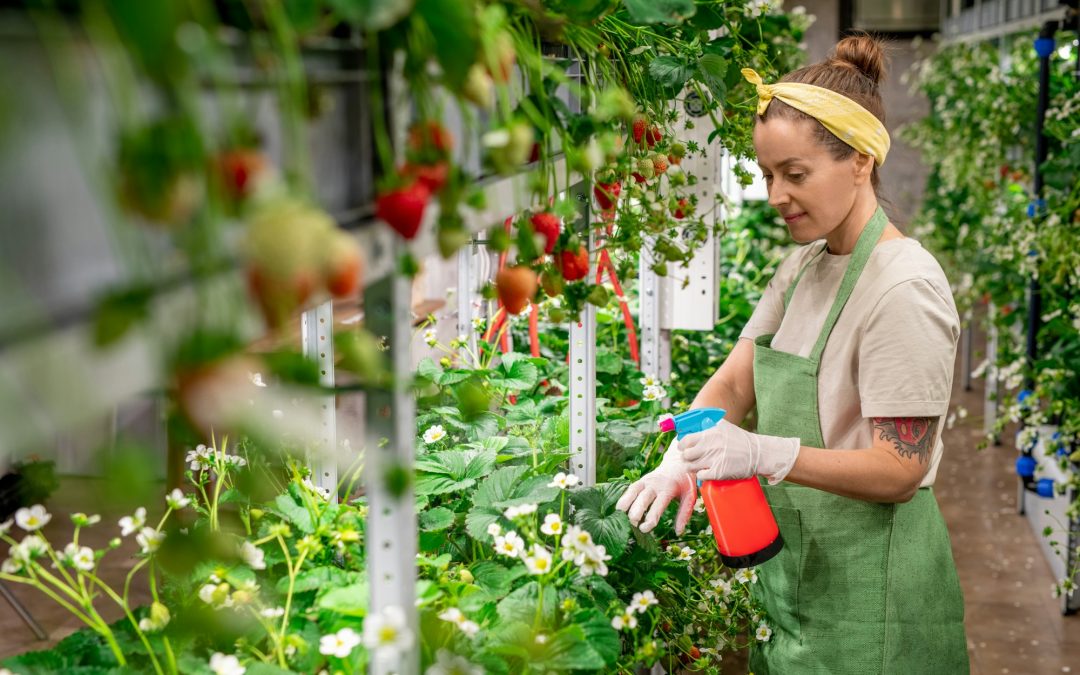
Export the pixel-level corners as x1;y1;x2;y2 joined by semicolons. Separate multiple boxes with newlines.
742;68;890;167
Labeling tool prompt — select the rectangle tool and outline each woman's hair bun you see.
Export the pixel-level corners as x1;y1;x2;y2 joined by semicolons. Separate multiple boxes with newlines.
831;32;887;86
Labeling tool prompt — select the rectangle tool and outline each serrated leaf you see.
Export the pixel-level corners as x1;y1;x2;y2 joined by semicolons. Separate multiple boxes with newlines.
473;465;531;507
437;370;476;386
595;351;623;375
574;609;621;666
623;0;695;25
465;505;504;541
491;355;539;391
570;483;632;558
419;506;456;532
317;582;369;617
496;581;558;624
415;449;497;496
416;0;478;90
470;560;527;597
271;493;314;534
416;357;441;382
649;55;693;92
285;565;358;593
492;476;560;509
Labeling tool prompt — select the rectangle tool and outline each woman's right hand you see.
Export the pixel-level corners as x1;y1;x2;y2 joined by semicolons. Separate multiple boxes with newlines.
615;441;699;535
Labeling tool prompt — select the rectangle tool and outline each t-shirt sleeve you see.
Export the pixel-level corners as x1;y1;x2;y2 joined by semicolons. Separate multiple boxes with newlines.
858;278;960;418
739;246;804;342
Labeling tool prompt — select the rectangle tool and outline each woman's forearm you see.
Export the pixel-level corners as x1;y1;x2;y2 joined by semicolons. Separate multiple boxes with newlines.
783;445;922;503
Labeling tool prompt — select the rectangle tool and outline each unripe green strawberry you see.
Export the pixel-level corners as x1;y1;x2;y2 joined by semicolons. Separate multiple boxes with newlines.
636;158;655;180
462;64;494;108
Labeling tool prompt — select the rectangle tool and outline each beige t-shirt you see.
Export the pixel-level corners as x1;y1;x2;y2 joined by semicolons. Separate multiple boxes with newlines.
739;237;960;487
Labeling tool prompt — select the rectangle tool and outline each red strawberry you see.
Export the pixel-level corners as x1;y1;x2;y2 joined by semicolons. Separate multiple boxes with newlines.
632;172;646;184
402;161;449;193
557;246;589;281
530;212;561;254
652;154;669;174
324;231;363;298
593;181;621;210
673;198;690;219
408;121;453;155
216;149;269;202
632;115;646;144
496;267;538;315
689;646;701;660
376;181;431;239
646;125;662;147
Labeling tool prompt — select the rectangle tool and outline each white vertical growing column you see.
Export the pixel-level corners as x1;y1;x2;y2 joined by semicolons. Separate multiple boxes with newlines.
456;240;480;367
638;247;670;387
363;247;419;675
568;183;597;487
300;300;338;501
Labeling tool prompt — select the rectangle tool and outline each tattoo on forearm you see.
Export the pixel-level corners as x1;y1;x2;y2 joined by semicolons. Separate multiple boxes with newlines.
871;417;937;464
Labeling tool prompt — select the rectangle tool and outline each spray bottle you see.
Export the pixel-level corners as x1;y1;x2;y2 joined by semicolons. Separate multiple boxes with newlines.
659;408;784;568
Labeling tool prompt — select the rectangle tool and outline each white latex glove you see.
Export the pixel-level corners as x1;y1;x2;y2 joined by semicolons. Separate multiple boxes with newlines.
615;441;698;535
680;419;801;485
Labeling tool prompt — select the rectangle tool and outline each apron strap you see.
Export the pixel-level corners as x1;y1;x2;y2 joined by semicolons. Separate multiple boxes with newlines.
783;244;828;310
808;206;889;362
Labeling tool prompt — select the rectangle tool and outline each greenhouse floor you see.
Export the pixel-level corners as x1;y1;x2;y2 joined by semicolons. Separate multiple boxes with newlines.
1;352;1079;672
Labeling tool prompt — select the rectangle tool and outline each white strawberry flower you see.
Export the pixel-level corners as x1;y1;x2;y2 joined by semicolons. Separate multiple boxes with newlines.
539;514;563;536
14;505;51;532
0;519;12;536
755;622;773;642
630;590;658;613
668;544;695;561
523;544;553;575
575;543;611;577
12;534;47;562
119;507;147;537
709;577;734;598
642;384;666;402
458;620;480;637
425;649;484;675
363;606;415;663
639;374;660;387
611;607;638;631
63;543;96;572
320;627;362;658
547;472;580;489
438;607;464;625
561;525;595;552
240;541;266;570
199;582;234;608
503;503;537;520
1;557;23;574
71;513;101;527
493;531;525;558
136;527;164;555
471;317;486;331
260;607;286;618
423;329;438;347
486;523;502;537
249;372;267;387
423;425;447;444
693;496;705;513
735;568;758;584
186;445;213;471
209;652;245;675
166;489;191;510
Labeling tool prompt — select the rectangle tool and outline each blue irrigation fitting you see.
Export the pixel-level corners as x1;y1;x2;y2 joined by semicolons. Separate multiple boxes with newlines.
1027;199;1047;218
1035;37;1056;58
1016;455;1037;478
1018;389;1033;404
1036;478;1055;498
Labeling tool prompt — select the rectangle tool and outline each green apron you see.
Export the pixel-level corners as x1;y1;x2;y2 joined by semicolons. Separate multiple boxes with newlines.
748;207;969;674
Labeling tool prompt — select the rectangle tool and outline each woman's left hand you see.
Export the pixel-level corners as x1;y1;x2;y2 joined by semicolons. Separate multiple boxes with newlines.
680;419;801;485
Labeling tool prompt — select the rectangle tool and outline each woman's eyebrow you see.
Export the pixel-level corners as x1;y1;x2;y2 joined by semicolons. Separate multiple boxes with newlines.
758;157;805;170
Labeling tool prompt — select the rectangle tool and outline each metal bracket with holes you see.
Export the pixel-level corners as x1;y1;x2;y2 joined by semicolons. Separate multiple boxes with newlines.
300;300;338;501
363;264;419;675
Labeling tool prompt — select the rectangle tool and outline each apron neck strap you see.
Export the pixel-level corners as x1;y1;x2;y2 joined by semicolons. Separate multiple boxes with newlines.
808;206;888;362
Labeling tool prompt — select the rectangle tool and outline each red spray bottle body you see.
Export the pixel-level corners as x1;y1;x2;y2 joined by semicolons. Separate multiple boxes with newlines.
660;408;784;568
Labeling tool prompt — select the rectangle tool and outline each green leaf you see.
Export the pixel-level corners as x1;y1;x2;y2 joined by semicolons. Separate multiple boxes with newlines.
698;53;728;89
325;0;414;30
437;370;476;386
246;664;298;675
465;505;504;541
491;476;560;510
470;560;527;597
570;483;632;558
623;0;696;25
270;493;314;534
595;352;623;375
473;465;529;507
649;55;693;90
416;0;479;90
575;609;621;665
463;412;502;441
416;357;441;382
415;449;497;496
492;354;540;391
496;581;558;624
317;582;369;617
419;506;456;532
92;285;153;347
286;566;359;593
541;624;606;670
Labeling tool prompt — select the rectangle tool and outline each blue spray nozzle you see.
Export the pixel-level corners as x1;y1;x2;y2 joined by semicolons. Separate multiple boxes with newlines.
671;408;726;440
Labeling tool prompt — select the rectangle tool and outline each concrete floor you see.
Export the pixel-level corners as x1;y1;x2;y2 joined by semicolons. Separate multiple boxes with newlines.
1;347;1078;672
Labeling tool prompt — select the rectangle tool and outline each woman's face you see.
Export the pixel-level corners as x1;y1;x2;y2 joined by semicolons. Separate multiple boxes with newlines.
752;116;871;244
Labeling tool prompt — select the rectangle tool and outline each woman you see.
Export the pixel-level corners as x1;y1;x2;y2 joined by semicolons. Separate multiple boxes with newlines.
616;35;969;674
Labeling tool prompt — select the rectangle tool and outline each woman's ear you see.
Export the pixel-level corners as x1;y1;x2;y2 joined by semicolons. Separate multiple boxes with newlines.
853;152;874;185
